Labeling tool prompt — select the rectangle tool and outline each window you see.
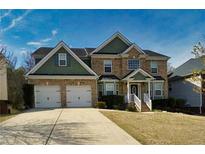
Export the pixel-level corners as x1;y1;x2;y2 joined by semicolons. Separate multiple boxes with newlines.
104;60;112;73
128;59;139;70
58;53;67;66
151;61;158;74
105;83;114;95
98;84;103;98
154;82;163;96
116;83;119;95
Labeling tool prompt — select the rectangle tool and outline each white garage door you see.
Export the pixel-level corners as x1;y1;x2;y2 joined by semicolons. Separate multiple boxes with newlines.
66;86;92;107
35;85;61;108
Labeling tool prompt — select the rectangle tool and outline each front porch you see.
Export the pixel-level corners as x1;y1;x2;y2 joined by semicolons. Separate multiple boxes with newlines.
97;69;166;112
126;81;152;112
122;69;154;112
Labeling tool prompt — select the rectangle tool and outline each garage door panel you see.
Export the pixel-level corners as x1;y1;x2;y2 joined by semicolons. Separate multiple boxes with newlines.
35;85;61;108
66;86;92;107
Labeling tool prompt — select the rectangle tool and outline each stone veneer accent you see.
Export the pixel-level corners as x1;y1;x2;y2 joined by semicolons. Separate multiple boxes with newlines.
28;79;97;107
91;47;169;99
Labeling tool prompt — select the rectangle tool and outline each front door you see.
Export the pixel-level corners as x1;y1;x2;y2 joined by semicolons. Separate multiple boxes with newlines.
131;85;139;97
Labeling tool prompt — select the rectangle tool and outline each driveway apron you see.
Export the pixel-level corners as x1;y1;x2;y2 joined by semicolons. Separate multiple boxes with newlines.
0;109;62;144
0;108;140;145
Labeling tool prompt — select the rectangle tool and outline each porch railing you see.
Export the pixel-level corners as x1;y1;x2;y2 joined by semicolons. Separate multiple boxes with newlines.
143;93;152;111
130;94;141;112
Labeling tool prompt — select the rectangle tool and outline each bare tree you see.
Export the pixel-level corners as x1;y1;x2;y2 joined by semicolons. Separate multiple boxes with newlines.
0;45;17;69
0;45;25;109
190;42;205;114
192;42;205;58
167;62;175;74
22;50;35;72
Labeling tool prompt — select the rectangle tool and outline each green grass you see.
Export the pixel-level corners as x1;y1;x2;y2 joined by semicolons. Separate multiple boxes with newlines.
0;109;21;123
101;110;205;144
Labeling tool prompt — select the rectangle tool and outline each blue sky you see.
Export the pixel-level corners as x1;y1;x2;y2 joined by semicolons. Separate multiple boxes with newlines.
0;9;205;67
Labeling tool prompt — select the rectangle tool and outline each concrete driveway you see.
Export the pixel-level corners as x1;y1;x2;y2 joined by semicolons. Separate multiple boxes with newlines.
0;108;140;145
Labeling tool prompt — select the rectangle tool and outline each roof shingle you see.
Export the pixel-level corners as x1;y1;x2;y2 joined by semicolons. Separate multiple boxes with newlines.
31;46;169;58
169;56;205;79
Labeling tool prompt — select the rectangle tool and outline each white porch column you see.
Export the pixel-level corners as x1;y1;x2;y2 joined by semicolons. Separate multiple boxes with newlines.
127;81;130;103
148;80;151;99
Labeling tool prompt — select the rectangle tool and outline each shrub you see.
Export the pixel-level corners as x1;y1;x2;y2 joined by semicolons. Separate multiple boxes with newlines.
126;103;137;112
101;95;124;109
23;84;34;109
95;101;107;109
152;99;168;109
167;97;176;108
175;98;186;108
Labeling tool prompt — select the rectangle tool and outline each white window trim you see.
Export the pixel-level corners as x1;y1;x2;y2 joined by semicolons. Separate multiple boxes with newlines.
105;83;114;95
58;53;67;66
26;42;98;77
150;61;158;74
98;84;103;92
115;83;119;95
104;60;112;73
127;59;140;70
154;82;163;96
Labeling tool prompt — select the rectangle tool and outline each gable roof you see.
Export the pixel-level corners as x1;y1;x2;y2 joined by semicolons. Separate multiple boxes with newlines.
26;41;98;77
90;32;132;55
169;56;205;79
99;75;120;81
32;47;95;58
32;46;169;59
121;43;145;55
122;68;154;80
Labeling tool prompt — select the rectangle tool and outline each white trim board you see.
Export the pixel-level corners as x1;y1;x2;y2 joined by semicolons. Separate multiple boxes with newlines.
26;41;98;77
123;68;154;80
99;79;119;82
146;56;169;60
91;54;121;58
121;44;145;55
90;32;132;55
27;75;97;80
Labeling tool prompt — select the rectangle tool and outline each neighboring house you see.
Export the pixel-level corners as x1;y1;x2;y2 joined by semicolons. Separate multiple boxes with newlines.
169;56;205;113
26;32;170;111
0;54;8;101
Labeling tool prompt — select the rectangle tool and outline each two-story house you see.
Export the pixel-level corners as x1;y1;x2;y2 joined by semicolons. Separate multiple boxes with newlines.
26;32;170;111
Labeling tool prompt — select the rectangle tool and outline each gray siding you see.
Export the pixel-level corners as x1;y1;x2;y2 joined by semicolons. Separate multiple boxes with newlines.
97;37;129;54
169;79;201;107
34;47;92;75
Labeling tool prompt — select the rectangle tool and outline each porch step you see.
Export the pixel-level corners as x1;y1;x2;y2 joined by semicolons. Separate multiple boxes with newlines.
141;102;151;112
130;102;151;112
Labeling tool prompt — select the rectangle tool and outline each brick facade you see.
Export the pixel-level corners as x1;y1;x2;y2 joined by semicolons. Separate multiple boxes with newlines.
91;57;122;78
29;47;168;108
91;47;169;99
28;79;97;107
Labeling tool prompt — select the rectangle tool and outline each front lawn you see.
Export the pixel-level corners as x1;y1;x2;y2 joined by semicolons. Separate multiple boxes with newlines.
101;110;205;144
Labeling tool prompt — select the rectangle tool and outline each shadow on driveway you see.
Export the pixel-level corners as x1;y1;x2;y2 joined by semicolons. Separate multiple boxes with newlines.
0;122;100;145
